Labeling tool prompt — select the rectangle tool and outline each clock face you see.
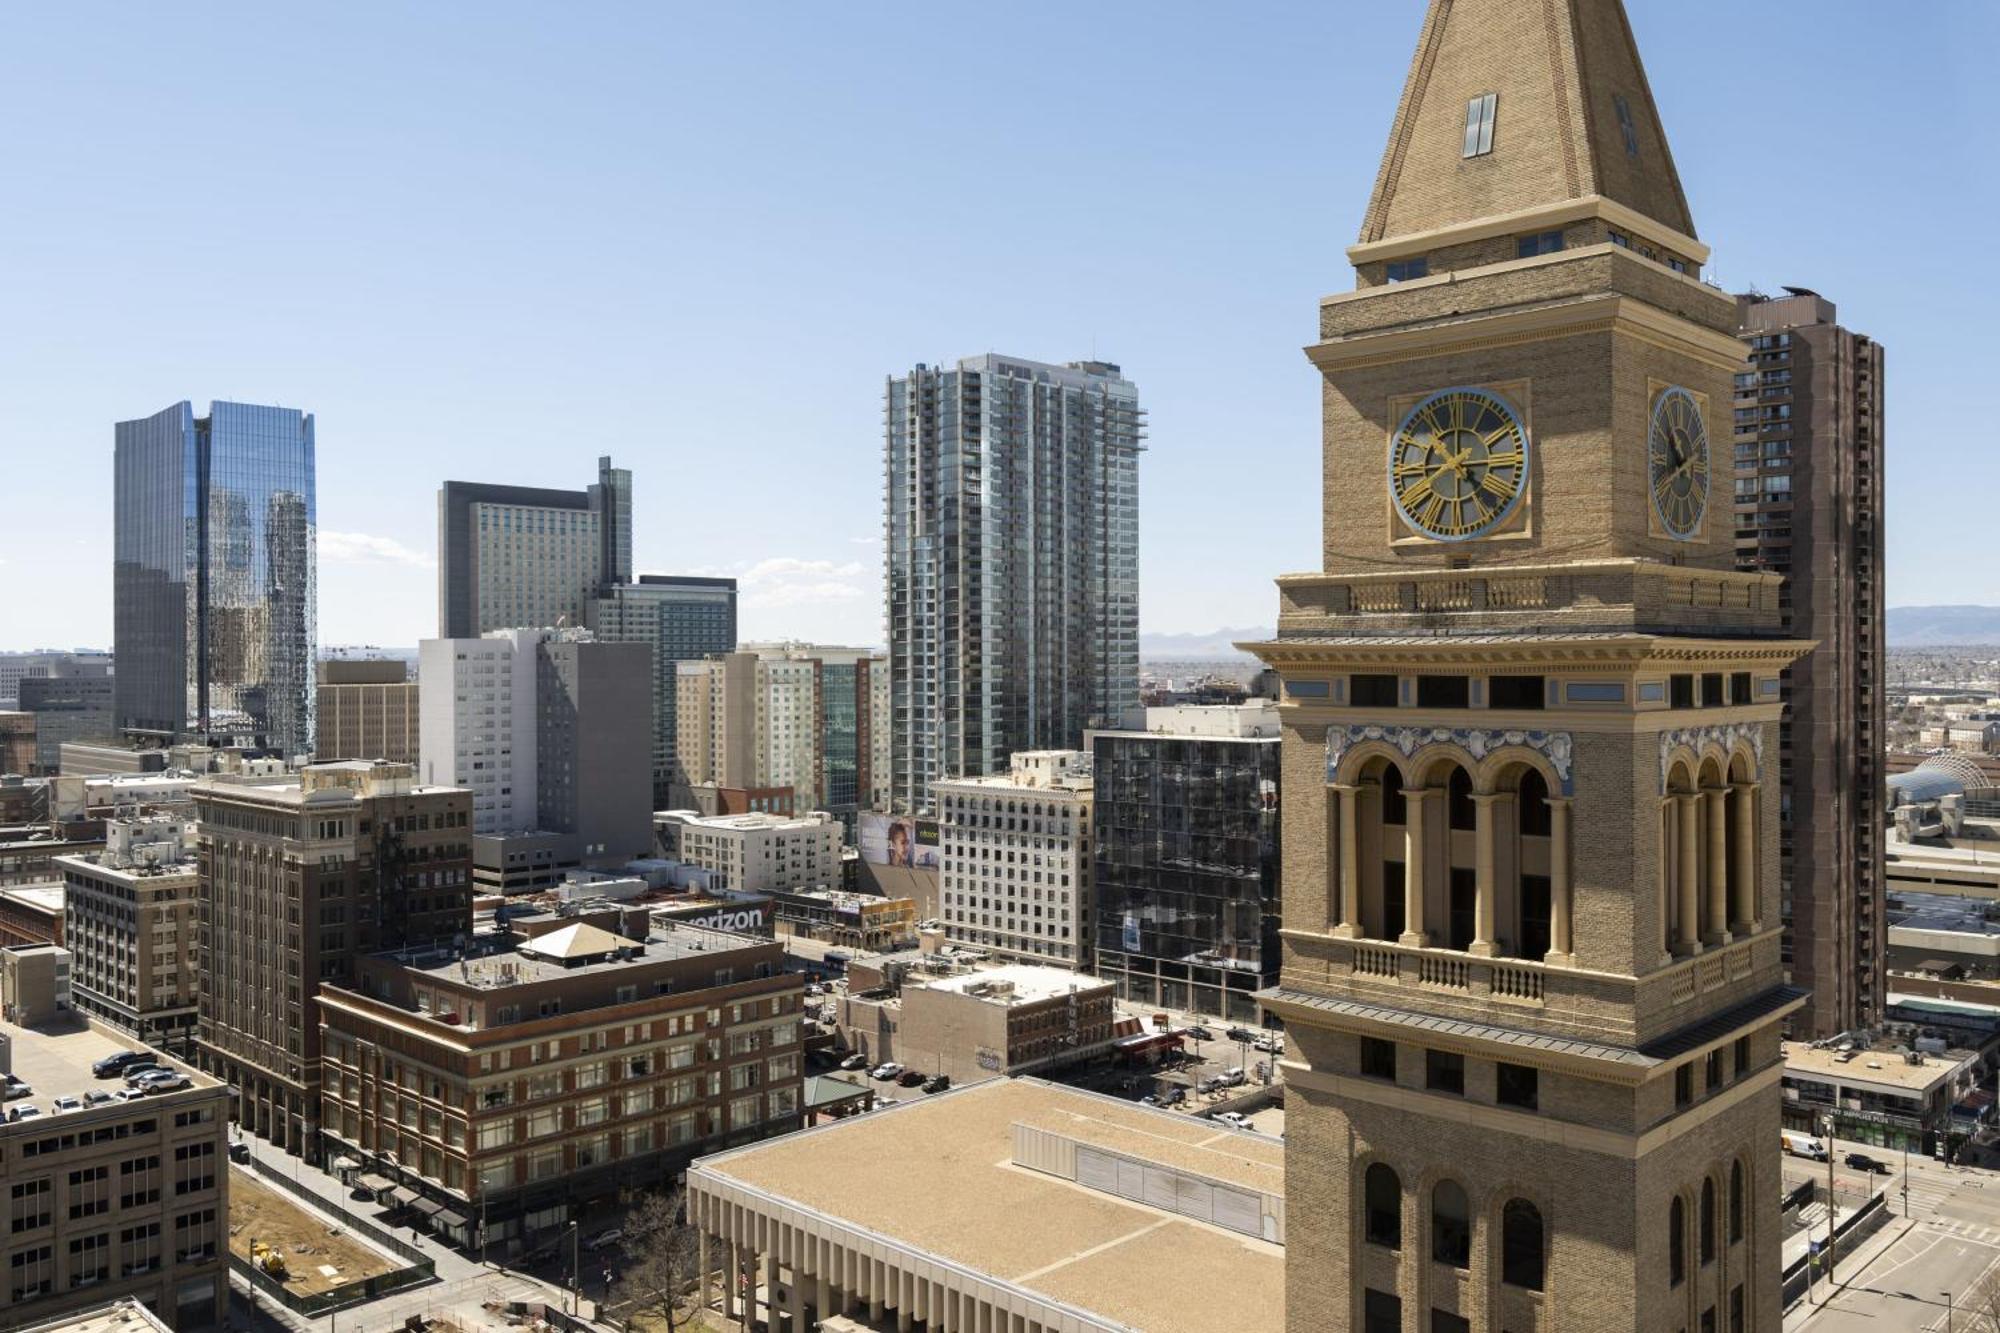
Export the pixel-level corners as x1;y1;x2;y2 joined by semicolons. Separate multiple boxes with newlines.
1648;387;1709;539
1388;388;1529;541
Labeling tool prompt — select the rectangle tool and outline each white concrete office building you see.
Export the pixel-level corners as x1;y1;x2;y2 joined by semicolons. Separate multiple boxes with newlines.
935;751;1093;967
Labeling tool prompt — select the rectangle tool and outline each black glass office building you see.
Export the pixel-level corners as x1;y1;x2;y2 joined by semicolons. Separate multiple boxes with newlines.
1091;731;1280;1022
114;401;317;757
589;574;738;802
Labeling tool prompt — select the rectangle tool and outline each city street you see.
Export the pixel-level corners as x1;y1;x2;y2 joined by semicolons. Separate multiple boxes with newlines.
1790;1135;2000;1332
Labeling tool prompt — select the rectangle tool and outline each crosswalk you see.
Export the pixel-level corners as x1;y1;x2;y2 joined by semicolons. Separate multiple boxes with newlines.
1924;1214;2000;1246
1903;1173;1959;1217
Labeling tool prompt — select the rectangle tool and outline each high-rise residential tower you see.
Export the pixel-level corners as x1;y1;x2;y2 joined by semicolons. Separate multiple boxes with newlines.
675;643;889;829
437;455;631;639
589;574;739;802
114;401;317;757
1250;4;1807;1329
885;356;1143;814
1733;290;1885;1038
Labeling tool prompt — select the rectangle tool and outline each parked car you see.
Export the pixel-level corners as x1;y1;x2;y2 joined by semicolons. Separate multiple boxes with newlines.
1;1082;31;1101
82;1090;114;1107
138;1073;190;1094
922;1075;951;1095
1220;1067;1248;1088
897;1069;926;1087
11;1105;43;1120
52;1096;81;1112
93;1051;150;1078
1161;1087;1187;1107
584;1228;624;1252
1845;1152;1891;1175
229;1142;252;1163
1213;1111;1250;1129
1225;1027;1257;1044
1184;1025;1214;1041
870;1063;904;1081
840;1054;870;1072
1252;1034;1285;1054
122;1065;167;1086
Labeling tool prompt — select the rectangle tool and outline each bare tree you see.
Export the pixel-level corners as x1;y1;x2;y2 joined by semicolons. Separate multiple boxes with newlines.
1966;1262;2000;1333
612;1188;703;1333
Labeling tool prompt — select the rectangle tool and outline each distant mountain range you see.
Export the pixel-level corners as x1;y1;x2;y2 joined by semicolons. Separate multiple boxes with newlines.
1888;607;2000;648
1140;627;1272;660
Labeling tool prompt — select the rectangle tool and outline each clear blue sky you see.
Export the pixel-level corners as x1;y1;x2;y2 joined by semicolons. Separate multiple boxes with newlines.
0;2;1985;650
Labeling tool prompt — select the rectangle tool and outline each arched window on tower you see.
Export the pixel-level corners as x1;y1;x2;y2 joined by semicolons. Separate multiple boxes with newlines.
1669;1197;1686;1285
1365;1163;1402;1250
1518;768;1551;837
1500;1198;1544;1291
1432;1180;1471;1269
1448;766;1476;831
1729;1161;1745;1244
1700;1178;1717;1265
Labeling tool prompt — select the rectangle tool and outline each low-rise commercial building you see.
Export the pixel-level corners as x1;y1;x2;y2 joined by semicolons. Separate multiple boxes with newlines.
837;962;1116;1084
1780;1036;1985;1153
17;677;116;776
769;889;915;953
56;819;200;1052
317;921;803;1255
936;752;1093;967
0;883;64;950
0;1020;229;1331
653;810;842;895
686;1078;1282;1333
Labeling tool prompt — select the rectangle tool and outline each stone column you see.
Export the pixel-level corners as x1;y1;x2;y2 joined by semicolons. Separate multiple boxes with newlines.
785;1260;804;1332
1470;792;1500;956
1332;783;1361;937
722;1241;739;1322
1704;787;1729;945
1401;787;1429;947
816;1274;832;1329
1675;794;1701;954
697;1232;712;1314
1731;782;1759;932
1549;797;1573;960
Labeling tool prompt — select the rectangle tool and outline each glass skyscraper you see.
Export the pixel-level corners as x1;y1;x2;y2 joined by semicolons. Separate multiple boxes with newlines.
114;400;317;757
885;355;1143;813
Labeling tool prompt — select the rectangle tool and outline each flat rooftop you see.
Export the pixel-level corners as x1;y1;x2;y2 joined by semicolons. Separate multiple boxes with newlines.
1888;891;2000;936
1781;1040;1967;1093
385;922;775;991
920;964;1111;1006
1;882;65;913
1;1015;219;1111
15;1298;175;1333
693;1077;1283;1333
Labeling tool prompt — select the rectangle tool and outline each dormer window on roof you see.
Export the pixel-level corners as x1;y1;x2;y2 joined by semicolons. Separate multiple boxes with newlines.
1462;93;1498;158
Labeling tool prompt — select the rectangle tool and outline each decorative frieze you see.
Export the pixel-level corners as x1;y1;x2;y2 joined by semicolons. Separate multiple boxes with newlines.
1324;724;1575;795
1656;722;1763;792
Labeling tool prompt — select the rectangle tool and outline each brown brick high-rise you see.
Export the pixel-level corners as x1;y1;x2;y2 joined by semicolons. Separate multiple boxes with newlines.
1734;291;1885;1038
1247;4;1812;1330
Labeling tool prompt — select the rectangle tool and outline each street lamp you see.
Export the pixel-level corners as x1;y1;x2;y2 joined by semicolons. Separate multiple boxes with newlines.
1943;1288;1954;1333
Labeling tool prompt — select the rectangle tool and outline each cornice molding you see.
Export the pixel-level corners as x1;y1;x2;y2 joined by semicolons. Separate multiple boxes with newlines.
1345;194;1712;269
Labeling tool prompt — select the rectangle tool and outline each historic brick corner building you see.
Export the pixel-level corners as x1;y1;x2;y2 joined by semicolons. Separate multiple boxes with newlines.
1249;3;1810;1331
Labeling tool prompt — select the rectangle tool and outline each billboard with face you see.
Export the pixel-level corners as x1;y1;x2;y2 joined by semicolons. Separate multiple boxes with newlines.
858;812;940;869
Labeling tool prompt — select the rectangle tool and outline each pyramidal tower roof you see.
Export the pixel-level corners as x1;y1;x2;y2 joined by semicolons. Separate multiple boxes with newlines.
1356;0;1697;255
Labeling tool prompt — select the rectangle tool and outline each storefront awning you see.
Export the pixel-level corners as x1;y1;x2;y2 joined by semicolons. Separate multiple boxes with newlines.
356;1173;396;1193
434;1209;470;1231
387;1188;418;1208
408;1196;444;1217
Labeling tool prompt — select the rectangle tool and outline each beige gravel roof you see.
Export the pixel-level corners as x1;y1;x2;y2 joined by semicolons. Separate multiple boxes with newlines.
699;1077;1283;1333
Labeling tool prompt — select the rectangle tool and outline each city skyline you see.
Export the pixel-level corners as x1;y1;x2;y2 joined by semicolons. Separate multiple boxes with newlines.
0;2;1983;652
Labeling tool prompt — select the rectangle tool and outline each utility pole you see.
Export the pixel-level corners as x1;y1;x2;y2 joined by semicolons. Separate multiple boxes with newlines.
570;1221;581;1315
1825;1112;1838;1292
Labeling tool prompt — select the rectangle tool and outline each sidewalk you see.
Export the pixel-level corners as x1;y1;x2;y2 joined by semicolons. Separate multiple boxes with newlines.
1781;1216;1919;1331
227;1134;594;1328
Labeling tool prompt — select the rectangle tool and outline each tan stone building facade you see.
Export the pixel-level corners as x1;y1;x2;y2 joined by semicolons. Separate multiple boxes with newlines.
314;659;419;765
1249;4;1810;1330
192;761;473;1157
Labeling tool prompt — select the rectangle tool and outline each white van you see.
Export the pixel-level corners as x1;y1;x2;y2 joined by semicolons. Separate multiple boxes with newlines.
1781;1130;1828;1161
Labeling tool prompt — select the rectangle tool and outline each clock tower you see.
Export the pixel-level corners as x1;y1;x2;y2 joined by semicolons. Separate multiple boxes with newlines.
1250;3;1810;1331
